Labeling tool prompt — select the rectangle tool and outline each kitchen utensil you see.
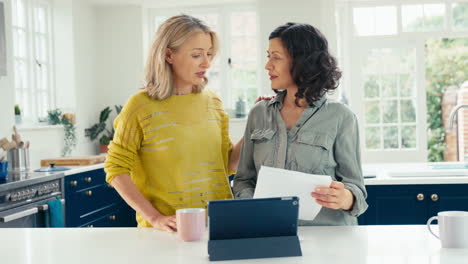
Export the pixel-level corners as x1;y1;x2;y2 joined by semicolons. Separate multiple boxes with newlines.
23;147;30;171
7;147;30;172
3;141;17;151
35;163;70;172
40;155;106;166
0;138;9;150
13;125;21;144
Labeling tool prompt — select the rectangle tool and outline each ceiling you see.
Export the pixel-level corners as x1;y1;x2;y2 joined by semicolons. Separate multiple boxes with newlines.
87;0;144;6
87;0;254;7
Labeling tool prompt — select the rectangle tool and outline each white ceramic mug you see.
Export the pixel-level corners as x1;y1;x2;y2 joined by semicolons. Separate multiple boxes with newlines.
427;211;468;248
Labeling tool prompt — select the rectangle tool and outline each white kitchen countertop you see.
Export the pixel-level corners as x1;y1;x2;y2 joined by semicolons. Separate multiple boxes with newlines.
363;162;468;185
0;225;466;264
57;162;468;185
62;163;104;176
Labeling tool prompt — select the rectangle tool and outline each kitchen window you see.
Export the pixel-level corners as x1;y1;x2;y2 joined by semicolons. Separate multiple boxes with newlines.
11;0;55;123
336;0;468;162
148;4;260;117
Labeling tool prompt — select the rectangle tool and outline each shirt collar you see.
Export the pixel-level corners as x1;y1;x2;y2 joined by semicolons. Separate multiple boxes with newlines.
267;91;327;108
267;90;286;106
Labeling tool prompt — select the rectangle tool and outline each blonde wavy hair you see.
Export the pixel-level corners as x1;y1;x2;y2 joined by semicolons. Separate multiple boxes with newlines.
144;14;219;100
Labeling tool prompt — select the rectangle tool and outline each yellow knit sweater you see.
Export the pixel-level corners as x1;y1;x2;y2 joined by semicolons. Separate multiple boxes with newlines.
104;89;234;227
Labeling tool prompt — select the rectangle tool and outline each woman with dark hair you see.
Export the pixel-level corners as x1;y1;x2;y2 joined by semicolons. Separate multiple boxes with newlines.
233;23;368;225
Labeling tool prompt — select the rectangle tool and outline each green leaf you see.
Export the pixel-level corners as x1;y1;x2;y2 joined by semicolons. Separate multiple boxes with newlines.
99;107;112;123
99;135;111;145
115;105;123;115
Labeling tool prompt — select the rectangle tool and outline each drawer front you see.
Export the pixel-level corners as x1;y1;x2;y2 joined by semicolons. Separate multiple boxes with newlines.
66;183;121;227
80;211;117;228
114;203;137;227
65;169;106;193
79;204;136;228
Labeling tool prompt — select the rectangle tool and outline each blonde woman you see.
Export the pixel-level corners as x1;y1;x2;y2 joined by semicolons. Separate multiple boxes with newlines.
104;15;242;232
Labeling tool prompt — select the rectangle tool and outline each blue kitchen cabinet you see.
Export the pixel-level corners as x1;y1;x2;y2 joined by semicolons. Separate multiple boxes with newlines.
359;184;468;225
427;184;468;215
64;168;136;227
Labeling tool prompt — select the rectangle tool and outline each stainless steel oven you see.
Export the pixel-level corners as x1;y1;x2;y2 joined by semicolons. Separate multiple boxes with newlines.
0;178;64;228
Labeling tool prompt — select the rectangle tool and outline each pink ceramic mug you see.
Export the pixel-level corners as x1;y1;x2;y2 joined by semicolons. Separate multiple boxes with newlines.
176;208;206;242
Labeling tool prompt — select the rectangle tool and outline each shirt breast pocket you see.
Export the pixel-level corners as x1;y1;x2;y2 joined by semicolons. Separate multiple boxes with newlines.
251;129;276;164
294;132;332;173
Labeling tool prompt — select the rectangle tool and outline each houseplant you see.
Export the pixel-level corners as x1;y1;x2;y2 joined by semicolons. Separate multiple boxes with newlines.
47;109;77;156
14;104;21;124
85;105;122;153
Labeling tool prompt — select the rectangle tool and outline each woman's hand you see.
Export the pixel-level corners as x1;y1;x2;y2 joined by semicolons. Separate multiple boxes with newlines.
311;181;354;210
255;95;276;103
149;214;177;233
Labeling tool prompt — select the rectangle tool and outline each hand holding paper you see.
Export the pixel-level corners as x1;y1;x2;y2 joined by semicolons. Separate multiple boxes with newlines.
253;166;332;221
312;181;355;210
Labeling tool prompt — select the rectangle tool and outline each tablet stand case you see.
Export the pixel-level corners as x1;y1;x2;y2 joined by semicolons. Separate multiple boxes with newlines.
207;197;302;261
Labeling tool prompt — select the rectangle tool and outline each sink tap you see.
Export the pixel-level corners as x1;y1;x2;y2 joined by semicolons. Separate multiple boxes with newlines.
449;104;468;162
449;104;468;129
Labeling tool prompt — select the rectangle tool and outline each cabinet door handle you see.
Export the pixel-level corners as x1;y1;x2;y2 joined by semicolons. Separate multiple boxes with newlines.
431;194;439;202
85;190;93;196
0;208;38;223
38;199;65;211
109;215;116;221
416;193;425;201
84;177;92;183
70;181;78;187
87;225;93;228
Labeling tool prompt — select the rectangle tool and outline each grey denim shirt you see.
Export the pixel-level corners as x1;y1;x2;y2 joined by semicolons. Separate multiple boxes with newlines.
233;91;368;226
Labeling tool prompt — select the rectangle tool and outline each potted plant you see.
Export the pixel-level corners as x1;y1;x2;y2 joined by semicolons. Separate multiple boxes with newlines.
14;104;21;124
47;109;77;156
85;105;122;153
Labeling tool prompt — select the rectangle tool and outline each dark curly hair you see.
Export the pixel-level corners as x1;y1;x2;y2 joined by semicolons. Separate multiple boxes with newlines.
269;23;342;106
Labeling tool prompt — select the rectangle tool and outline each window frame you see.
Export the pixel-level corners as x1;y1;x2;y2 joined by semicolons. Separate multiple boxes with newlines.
11;0;55;123
337;0;468;162
146;3;261;113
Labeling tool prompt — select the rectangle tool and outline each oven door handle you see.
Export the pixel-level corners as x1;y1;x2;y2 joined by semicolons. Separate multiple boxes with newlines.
0;208;39;223
38;199;65;211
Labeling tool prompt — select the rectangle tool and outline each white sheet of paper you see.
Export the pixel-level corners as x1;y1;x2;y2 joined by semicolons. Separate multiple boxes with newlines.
253;166;332;221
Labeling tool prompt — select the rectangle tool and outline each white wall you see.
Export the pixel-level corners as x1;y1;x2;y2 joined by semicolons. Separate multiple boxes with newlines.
95;5;144;109
18;126;64;169
71;0;100;155
54;0;76;111
0;0;15;141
